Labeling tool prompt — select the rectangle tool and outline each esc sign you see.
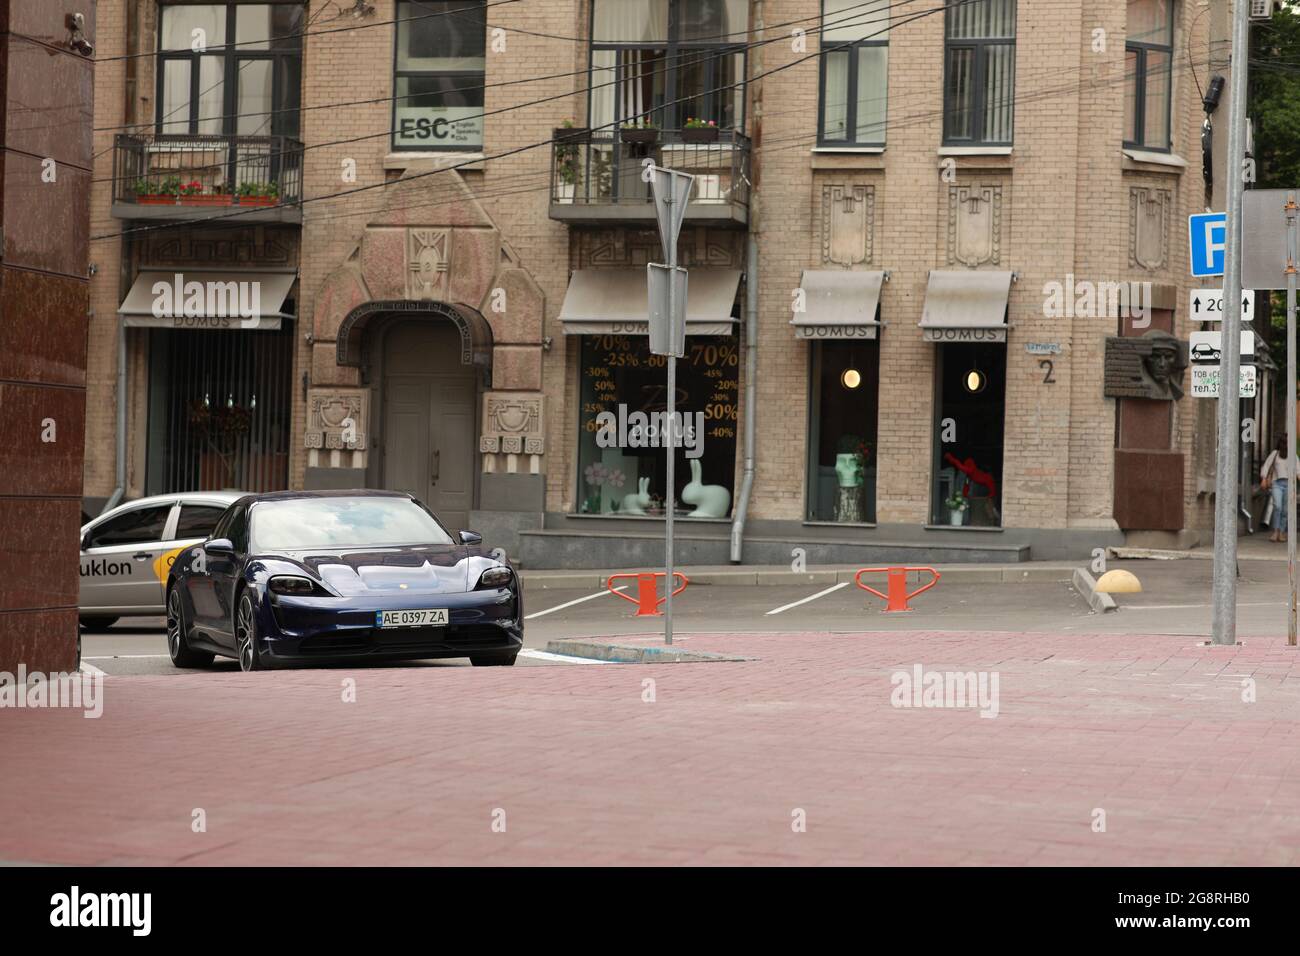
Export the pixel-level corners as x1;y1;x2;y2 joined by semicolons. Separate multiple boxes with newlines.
1188;213;1226;278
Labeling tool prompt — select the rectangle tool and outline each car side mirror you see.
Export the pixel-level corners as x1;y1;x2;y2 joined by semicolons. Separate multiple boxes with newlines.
205;537;235;556
459;530;483;546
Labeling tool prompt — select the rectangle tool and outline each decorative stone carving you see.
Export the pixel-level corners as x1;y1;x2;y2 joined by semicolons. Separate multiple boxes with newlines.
305;388;368;449
482;392;544;456
1129;186;1170;271
821;184;874;267
947;184;1002;267
948;185;1001;266
147;228;296;266
407;228;450;300
577;228;742;268
1104;330;1188;401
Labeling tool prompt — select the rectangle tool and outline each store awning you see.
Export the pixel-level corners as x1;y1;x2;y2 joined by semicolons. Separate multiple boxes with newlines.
558;267;741;336
790;270;884;340
919;270;1012;343
119;270;296;330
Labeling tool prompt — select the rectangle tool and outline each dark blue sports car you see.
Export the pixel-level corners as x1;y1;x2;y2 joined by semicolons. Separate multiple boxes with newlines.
165;490;523;671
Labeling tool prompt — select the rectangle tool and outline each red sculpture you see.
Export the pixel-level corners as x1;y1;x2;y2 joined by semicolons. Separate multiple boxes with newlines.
944;453;997;499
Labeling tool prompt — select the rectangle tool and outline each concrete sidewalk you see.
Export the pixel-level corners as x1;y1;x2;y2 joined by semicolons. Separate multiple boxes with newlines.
2;628;1298;866
520;561;1080;589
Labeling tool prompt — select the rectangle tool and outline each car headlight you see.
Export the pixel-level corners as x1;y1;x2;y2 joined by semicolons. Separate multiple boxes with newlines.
268;575;324;596
476;566;514;589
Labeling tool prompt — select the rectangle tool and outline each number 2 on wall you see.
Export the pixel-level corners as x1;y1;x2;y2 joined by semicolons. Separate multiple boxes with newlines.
1040;359;1055;384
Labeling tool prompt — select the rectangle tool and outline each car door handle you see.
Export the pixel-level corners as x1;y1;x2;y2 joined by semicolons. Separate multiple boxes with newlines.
133;552;151;560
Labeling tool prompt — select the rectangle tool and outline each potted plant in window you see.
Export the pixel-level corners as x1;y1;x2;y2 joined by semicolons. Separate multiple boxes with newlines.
554;119;581;203
944;490;969;526
681;117;720;144
620;118;660;147
237;181;280;207
134;175;182;205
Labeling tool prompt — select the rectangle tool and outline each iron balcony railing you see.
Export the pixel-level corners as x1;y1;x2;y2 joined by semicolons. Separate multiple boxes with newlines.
111;133;303;219
550;128;751;224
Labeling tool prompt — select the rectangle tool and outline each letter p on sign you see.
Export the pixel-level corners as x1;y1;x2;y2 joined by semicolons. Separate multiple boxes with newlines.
1189;212;1227;277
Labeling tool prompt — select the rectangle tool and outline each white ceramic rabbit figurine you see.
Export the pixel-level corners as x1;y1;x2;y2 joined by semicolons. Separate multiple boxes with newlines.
680;459;731;518
621;476;651;515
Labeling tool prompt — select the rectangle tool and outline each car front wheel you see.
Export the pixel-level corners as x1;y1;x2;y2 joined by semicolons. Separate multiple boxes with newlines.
167;587;213;668
235;592;266;672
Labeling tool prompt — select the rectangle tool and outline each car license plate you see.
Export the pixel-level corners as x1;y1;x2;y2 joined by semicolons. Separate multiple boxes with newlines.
376;608;449;628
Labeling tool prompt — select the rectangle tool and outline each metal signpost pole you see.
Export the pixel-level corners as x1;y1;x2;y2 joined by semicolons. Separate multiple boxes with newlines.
1287;192;1297;646
665;227;676;647
1210;0;1250;646
648;165;692;647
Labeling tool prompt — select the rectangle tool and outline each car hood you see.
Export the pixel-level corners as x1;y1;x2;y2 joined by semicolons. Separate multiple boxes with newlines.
272;544;472;596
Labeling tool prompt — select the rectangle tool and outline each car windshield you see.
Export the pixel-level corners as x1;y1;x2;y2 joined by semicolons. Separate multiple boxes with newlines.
250;497;454;551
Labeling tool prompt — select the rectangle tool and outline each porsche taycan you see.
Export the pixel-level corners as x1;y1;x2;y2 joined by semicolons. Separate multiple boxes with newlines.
165;490;522;671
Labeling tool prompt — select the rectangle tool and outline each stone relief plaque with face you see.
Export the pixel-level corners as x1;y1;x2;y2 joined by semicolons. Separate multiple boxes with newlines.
1104;330;1188;401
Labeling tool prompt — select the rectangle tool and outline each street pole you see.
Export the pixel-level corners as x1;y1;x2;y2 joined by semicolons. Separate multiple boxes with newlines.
665;239;676;647
1287;191;1297;647
1210;0;1250;646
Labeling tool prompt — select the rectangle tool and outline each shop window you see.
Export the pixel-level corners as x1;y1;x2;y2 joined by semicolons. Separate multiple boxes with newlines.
932;343;1005;527
393;0;486;150
806;341;880;523
577;335;739;517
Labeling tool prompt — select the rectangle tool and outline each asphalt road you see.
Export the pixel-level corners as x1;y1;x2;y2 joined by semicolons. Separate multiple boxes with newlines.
80;558;1297;675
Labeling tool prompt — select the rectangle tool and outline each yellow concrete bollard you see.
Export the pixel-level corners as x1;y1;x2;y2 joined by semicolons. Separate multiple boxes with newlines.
1095;569;1142;594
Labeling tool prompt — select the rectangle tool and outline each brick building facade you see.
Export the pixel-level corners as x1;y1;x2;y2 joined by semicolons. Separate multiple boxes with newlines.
84;0;1242;568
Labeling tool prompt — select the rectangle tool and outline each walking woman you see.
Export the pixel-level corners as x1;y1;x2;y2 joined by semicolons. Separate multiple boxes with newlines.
1261;435;1296;542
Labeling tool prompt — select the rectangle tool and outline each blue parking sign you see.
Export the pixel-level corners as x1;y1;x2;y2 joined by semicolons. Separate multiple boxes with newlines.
1189;212;1226;277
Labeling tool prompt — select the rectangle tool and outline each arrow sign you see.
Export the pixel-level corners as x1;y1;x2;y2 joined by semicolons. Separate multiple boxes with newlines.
1188;288;1255;322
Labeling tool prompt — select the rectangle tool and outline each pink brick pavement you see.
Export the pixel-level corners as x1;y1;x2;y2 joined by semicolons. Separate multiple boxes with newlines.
2;629;1299;866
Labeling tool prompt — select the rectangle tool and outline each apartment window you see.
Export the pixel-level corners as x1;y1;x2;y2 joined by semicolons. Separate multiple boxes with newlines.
1125;0;1173;151
588;0;748;131
157;4;304;137
818;0;889;146
393;0;486;150
943;0;1016;146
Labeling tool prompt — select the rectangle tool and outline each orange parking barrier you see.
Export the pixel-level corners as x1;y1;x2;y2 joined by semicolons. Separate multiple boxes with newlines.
606;571;690;617
854;566;941;613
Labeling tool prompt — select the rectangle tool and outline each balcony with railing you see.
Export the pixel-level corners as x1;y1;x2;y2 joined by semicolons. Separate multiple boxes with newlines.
549;128;751;226
110;133;304;223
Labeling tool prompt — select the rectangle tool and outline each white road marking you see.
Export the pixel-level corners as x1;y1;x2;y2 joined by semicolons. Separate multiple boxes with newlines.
524;585;627;620
83;655;169;660
79;661;107;677
1123;602;1280;610
766;582;849;616
518;648;613;665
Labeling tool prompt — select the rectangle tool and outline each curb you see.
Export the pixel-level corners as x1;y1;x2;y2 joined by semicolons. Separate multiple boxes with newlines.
1072;567;1118;614
520;565;1077;590
544;638;754;664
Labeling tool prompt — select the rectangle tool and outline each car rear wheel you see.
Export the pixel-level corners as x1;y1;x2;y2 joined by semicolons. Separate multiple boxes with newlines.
470;653;518;667
167;587;213;668
79;616;119;632
235;592;266;672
